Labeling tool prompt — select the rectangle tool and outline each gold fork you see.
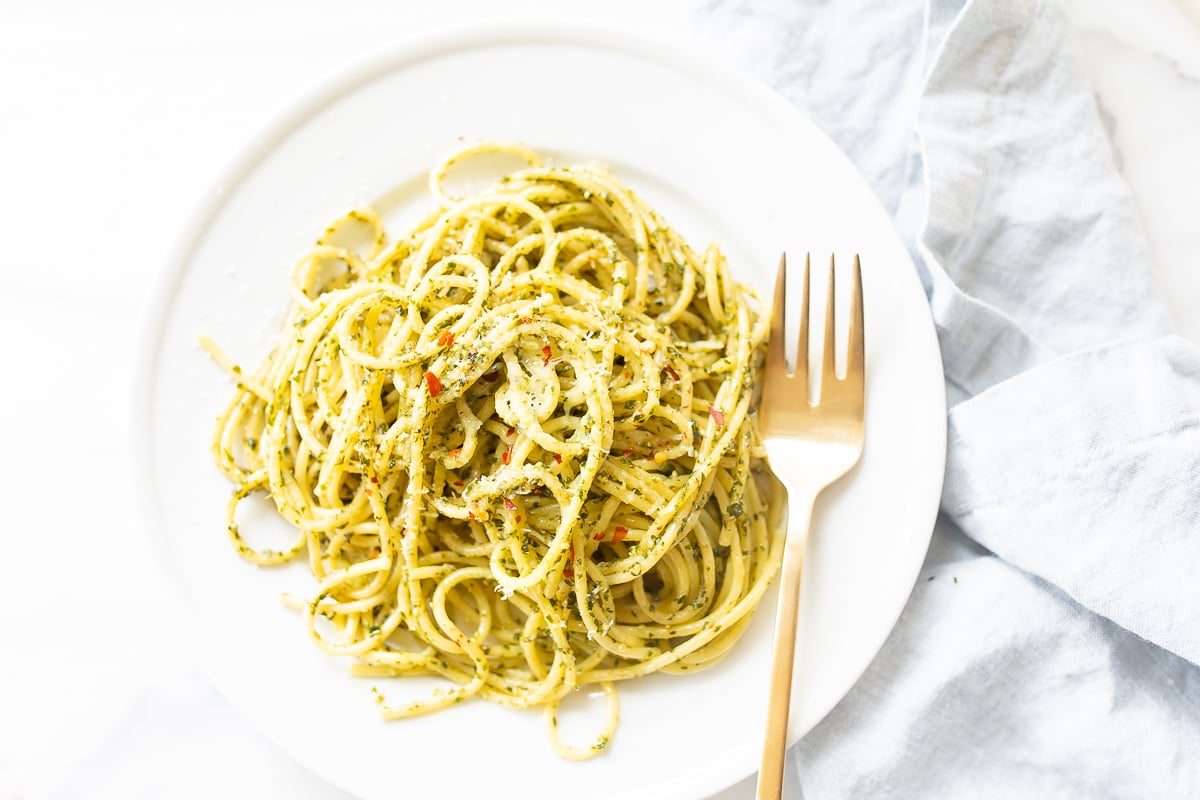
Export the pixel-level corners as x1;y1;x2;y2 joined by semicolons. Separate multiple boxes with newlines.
756;253;866;800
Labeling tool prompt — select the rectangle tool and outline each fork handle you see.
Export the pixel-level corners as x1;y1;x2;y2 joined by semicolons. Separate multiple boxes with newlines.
756;490;816;800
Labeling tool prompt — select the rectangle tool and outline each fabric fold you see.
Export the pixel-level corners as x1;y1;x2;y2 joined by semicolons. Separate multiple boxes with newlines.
917;0;1200;667
945;334;1200;665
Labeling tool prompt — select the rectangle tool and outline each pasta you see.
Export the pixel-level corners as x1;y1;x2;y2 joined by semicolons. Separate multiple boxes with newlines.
203;142;783;759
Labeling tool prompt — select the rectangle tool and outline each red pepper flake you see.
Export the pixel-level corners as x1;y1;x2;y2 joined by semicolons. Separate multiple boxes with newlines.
448;447;462;457
564;544;576;579
520;316;532;325
504;497;517;511
665;365;680;382
622;448;635;457
612;526;628;543
553;453;562;464
453;480;464;487
467;511;477;521
438;330;455;347
364;488;372;496
501;447;512;465
515;515;523;523
542;345;552;364
709;407;726;426
506;427;515;438
424;371;443;398
482;370;500;382
369;477;378;484
594;530;605;541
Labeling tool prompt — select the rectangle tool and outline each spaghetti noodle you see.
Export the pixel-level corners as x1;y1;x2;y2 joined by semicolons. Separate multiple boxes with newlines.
204;143;782;759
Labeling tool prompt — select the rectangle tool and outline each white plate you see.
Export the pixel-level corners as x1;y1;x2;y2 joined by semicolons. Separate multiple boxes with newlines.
136;24;945;800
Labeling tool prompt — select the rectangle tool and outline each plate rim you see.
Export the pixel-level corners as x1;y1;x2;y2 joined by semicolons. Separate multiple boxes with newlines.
132;19;947;800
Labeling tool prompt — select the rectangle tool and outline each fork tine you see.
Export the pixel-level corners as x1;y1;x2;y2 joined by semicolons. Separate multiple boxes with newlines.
846;254;865;386
821;254;837;390
768;253;787;374
794;253;810;386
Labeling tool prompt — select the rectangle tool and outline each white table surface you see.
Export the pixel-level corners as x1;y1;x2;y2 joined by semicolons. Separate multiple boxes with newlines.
1;1;1197;798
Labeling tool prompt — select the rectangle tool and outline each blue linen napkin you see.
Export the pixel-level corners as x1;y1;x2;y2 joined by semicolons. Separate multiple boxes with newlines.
695;0;1200;796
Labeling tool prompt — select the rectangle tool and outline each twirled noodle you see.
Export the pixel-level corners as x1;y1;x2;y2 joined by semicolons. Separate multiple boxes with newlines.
203;143;783;759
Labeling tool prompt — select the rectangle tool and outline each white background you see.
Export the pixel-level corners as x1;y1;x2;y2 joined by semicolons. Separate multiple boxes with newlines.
2;0;1197;797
